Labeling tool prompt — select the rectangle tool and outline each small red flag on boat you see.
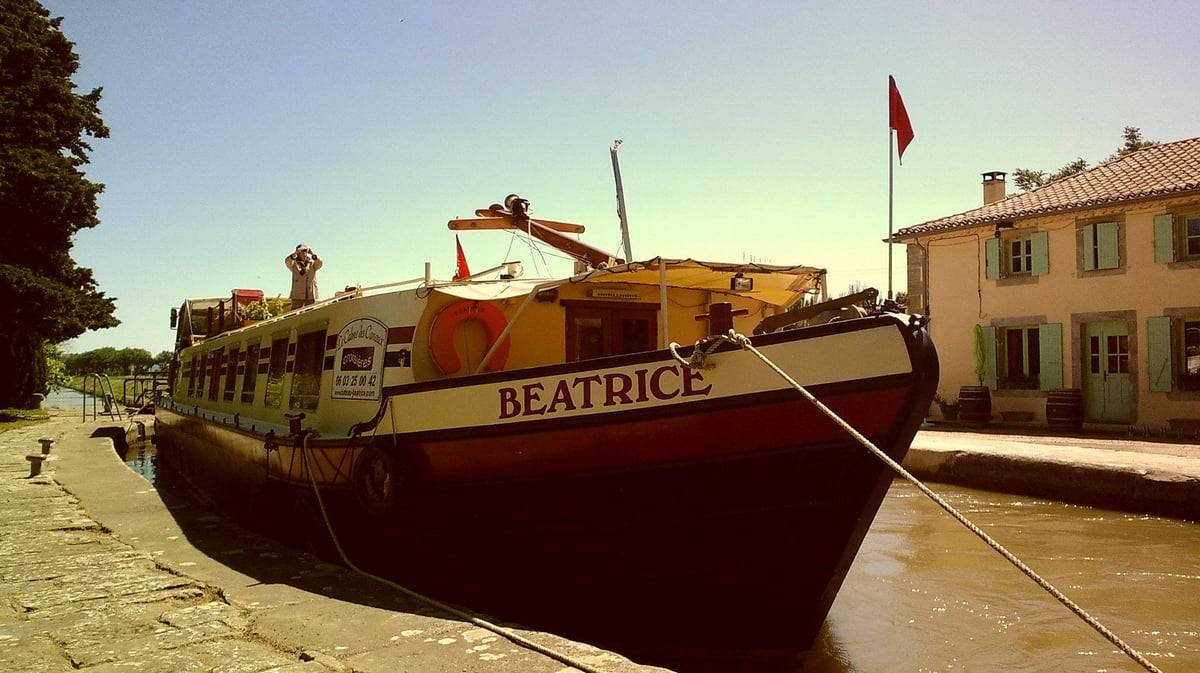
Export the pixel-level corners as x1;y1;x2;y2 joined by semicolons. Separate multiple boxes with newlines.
453;235;471;280
889;75;914;163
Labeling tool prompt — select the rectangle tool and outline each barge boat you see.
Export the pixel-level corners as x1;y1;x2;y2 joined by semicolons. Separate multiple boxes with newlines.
155;195;939;669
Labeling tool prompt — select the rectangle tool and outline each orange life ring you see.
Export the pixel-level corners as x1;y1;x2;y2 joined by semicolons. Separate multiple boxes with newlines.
429;300;511;374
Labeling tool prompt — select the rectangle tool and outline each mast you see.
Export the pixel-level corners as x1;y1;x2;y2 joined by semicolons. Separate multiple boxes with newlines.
610;140;632;261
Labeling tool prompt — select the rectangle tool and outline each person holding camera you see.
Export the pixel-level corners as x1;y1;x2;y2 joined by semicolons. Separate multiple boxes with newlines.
285;244;323;311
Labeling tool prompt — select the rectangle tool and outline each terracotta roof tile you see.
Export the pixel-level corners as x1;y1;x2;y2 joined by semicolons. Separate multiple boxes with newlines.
893;135;1200;240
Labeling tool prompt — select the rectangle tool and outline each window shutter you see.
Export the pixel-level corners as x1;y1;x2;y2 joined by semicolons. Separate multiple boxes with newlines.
978;325;997;389
1096;222;1119;269
1082;224;1096;271
985;238;1000;280
1147;316;1173;392
1030;232;1049;276
1153;214;1176;264
1038;322;1063;390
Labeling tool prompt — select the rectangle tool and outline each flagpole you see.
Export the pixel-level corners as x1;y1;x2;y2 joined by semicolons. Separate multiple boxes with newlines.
888;118;894;301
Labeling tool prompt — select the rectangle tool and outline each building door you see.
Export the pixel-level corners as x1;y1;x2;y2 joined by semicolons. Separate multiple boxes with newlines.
1084;321;1131;422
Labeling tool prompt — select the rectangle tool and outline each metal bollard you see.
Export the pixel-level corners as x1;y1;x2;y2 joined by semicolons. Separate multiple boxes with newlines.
26;454;46;478
39;438;54;455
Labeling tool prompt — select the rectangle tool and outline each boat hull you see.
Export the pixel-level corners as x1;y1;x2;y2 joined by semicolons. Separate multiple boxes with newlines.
156;314;938;669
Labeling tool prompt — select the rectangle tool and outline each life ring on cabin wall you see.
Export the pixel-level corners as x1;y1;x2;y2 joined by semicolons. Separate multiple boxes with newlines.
429;300;511;374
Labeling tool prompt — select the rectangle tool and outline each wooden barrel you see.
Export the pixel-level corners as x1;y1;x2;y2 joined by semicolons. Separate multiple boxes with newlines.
957;386;992;425
1046;389;1084;432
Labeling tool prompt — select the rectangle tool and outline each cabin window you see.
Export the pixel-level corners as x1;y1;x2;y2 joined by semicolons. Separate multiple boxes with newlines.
207;348;223;401
289;330;326;411
263;337;289;409
223;346;239;402
564;301;658;361
186;356;197;397
195;353;207;398
241;342;260;404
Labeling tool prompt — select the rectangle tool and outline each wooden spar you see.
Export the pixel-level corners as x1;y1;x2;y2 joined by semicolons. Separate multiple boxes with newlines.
447;195;621;269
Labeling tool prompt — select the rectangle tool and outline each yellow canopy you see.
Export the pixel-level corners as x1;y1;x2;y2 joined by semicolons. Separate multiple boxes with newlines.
573;257;826;309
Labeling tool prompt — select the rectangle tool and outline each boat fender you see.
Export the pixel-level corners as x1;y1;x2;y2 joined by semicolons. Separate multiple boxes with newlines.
351;446;407;518
429;300;511;374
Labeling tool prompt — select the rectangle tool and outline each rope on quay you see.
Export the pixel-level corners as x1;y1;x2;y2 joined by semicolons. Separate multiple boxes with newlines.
297;412;610;673
669;330;1166;673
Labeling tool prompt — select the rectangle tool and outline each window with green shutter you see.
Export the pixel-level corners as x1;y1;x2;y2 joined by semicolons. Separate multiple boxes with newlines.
1184;318;1200;391
1038;323;1063;390
1147;315;1200;393
1009;237;1033;275
977;325;997;389
1147;316;1173;392
1030;231;1049;276
1187;217;1200;259
987;231;1047;279
1000;326;1040;389
1082;222;1120;271
1154;212;1200;264
1154;214;1176;264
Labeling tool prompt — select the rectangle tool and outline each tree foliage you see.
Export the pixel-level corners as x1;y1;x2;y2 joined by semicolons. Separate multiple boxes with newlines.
0;1;117;407
1013;127;1159;192
64;347;163;376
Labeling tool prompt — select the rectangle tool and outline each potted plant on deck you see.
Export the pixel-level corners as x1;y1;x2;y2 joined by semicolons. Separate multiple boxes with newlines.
241;296;286;323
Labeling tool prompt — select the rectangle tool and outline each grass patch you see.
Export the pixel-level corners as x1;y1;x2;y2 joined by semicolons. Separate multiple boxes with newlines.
0;408;51;435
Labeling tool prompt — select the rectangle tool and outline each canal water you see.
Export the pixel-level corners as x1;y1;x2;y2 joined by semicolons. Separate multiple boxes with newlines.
46;389;159;482
804;481;1200;673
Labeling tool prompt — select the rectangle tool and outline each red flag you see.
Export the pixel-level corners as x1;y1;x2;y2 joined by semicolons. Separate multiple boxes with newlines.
453;235;471;280
889;75;914;162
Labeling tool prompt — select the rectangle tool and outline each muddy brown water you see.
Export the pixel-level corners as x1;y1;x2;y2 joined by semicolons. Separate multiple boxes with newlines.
803;481;1199;673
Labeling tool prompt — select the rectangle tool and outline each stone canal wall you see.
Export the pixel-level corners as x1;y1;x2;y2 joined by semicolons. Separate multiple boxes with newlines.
902;428;1200;522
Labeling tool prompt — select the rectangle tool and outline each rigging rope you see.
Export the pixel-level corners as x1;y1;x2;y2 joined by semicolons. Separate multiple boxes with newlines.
670;330;1165;673
296;409;610;673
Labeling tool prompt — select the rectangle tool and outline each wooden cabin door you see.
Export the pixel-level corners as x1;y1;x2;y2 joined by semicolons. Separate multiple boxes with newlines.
565;302;658;361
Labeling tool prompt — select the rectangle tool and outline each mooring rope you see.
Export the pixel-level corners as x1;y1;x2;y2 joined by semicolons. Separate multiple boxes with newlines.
296;415;609;673
670;330;1165;673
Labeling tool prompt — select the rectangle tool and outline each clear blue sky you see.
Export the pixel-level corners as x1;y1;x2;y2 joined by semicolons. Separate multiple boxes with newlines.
43;0;1200;355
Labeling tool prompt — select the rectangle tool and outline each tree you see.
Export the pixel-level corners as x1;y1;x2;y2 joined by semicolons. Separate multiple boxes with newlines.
1013;127;1159;192
44;343;69;393
0;1;117;408
152;350;173;372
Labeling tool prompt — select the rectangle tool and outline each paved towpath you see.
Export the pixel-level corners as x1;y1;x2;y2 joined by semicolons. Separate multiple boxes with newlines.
0;413;666;673
904;425;1200;521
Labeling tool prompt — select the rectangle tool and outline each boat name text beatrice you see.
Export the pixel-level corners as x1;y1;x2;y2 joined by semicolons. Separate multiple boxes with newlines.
499;364;711;419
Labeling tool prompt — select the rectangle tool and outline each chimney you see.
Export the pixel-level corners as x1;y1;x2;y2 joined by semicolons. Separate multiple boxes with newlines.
982;171;1007;205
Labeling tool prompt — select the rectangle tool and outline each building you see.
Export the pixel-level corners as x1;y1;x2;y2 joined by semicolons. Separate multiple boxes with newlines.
892;136;1200;431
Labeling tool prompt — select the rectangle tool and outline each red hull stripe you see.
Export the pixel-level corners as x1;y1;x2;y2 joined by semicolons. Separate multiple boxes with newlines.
410;386;908;481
